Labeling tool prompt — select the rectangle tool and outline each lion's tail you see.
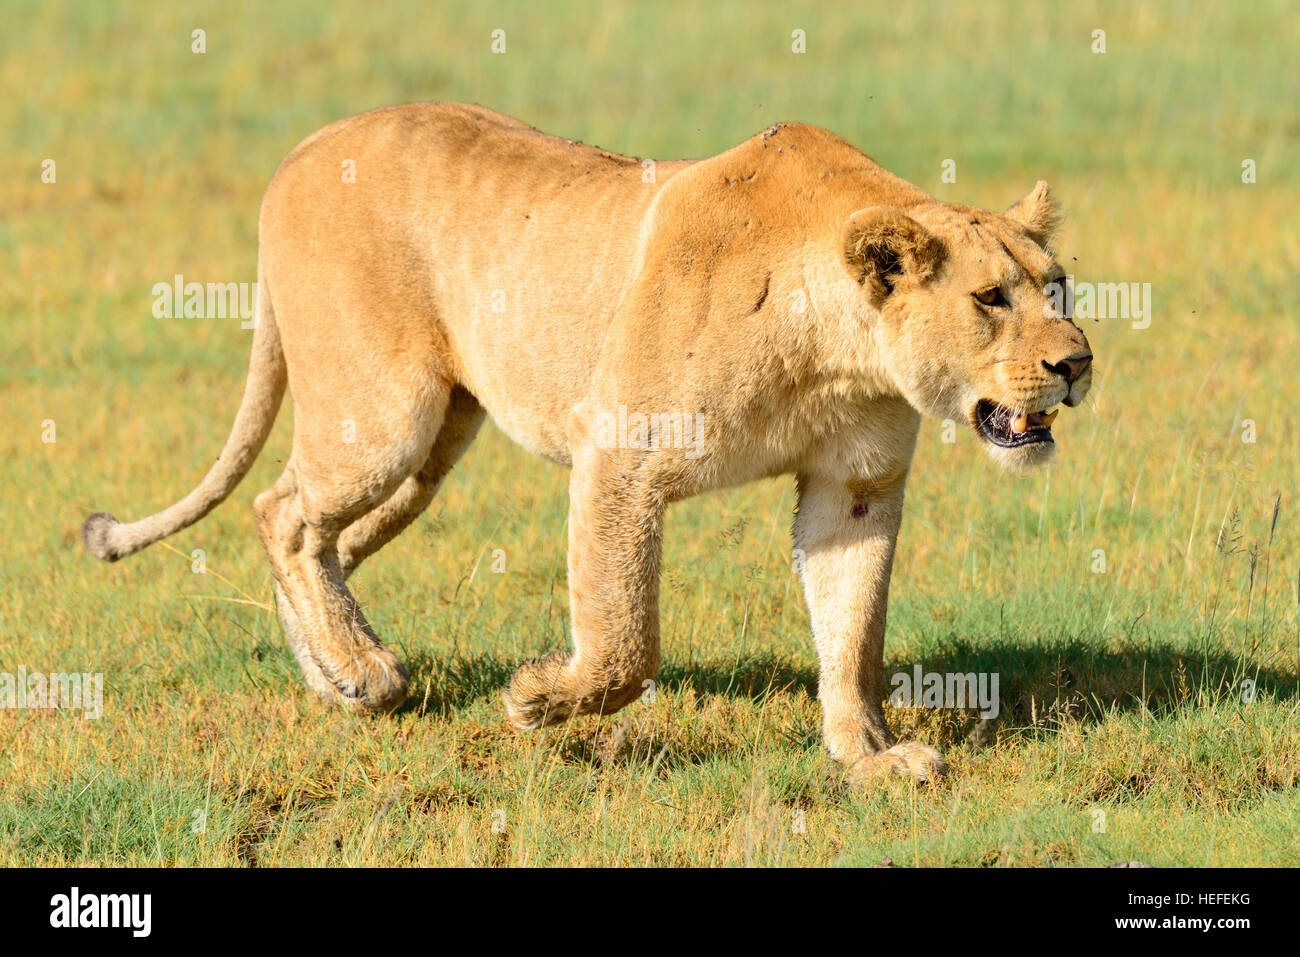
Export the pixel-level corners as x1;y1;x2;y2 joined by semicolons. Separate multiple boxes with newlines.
83;262;287;562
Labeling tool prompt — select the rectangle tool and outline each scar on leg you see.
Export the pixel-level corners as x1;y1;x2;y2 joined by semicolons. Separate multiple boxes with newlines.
847;478;881;519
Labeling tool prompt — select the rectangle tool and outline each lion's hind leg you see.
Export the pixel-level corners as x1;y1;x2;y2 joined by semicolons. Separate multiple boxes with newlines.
253;387;449;712
336;386;485;580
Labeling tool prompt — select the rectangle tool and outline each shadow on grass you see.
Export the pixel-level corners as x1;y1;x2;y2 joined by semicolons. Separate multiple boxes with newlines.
894;635;1300;734
399;648;818;718
403;638;1295;714
400;651;517;718
658;653;818;701
398;636;1298;766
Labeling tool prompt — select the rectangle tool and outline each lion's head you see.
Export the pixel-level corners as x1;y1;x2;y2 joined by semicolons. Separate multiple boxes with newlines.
841;181;1092;469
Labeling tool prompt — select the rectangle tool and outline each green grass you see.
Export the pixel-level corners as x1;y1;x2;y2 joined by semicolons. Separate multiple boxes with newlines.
2;0;1298;866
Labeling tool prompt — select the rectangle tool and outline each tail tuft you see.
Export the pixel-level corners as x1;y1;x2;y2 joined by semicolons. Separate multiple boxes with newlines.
83;512;125;562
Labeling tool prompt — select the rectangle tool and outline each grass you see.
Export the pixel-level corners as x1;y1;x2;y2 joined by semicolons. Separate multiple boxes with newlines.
1;0;1298;866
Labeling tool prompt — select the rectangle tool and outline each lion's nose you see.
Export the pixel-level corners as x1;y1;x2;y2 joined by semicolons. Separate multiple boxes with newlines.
1042;352;1092;383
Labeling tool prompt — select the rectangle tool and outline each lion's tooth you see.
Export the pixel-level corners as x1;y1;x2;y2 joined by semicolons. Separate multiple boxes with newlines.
1040;409;1059;428
1010;415;1029;433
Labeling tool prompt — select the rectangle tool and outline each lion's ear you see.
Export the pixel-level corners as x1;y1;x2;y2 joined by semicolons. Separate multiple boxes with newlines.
841;207;945;301
1005;180;1062;246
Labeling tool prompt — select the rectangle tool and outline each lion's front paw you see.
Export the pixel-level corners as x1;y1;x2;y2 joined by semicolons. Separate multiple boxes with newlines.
848;741;947;785
312;644;409;713
502;650;575;729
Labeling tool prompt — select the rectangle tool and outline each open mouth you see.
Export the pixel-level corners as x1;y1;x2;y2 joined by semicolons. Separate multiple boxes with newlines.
973;400;1059;448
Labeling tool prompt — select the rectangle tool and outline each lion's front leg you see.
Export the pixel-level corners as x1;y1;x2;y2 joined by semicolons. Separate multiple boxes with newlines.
795;471;946;784
504;443;664;729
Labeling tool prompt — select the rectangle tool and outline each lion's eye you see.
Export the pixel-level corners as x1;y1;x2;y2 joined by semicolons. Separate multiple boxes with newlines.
973;287;1007;308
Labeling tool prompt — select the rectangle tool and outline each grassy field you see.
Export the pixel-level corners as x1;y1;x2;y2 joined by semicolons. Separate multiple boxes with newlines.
2;0;1297;866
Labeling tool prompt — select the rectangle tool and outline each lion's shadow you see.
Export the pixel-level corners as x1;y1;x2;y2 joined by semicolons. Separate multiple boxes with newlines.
878;636;1297;734
400;637;1296;765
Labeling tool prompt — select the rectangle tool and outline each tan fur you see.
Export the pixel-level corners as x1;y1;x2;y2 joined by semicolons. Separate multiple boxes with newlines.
84;103;1092;781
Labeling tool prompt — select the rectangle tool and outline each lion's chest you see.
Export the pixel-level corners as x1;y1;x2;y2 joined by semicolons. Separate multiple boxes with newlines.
652;392;920;501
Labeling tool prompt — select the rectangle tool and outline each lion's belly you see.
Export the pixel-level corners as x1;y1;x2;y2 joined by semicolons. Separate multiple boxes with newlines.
431;250;635;466
422;165;684;464
453;325;586;466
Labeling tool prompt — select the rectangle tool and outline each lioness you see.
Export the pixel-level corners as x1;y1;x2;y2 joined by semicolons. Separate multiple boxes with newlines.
85;103;1092;782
